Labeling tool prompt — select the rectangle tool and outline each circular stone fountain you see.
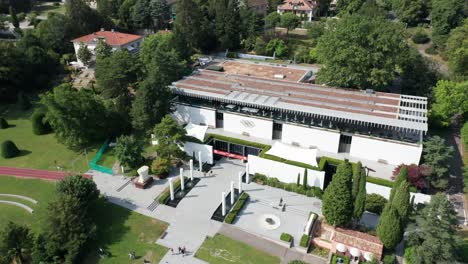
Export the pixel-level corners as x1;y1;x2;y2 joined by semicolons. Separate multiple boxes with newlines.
258;214;281;230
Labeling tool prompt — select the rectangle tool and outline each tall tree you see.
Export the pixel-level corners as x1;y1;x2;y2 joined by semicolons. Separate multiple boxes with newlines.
0;222;33;264
35;13;73;54
392;0;429;26
390;181;410;223
95;50;139;99
65;0;104;37
430;0;465;48
215;0;241;50
445;19;468;79
153;115;187;161
317;0;332;16
114;135;144;168
264;11;280;32
173;0;202;58
377;204;403;249
95;38;113;61
337;0;366;15
280;13;301;37
77;43;92;66
322;160;354;226
390;165;407;202
56;175;100;206
409;193;460;263
430;80;468;127
118;0;137;30
315;14;406;90
398;47;438;97
422;136;454;189
239;5;263;51
353;166;366;221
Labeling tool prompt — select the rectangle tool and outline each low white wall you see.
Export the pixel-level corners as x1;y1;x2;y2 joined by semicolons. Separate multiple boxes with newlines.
172;105;216;128
183;142;214;164
366;182;431;205
248;155;325;189
281;124;340;153
224;113;273;140
350;135;423;165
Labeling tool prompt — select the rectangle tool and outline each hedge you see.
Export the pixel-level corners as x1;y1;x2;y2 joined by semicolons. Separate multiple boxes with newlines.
252;173;323;198
365;193;388;214
225;192;249;224
1;140;20;159
0;117;8;129
280;232;292;242
31;112;52;135
300;234;309;247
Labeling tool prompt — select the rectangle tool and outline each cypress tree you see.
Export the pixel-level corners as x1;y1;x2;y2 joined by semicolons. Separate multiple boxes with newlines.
173;0;202;58
353;167;366;221
352;161;362;200
296;173;300;186
377;204;403;249
1;140;20;158
302;169;308;189
322;160;353;226
391;181;410;223
390;165;408;202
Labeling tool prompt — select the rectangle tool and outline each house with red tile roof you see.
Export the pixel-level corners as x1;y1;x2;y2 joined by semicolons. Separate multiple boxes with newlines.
71;29;143;66
277;0;317;22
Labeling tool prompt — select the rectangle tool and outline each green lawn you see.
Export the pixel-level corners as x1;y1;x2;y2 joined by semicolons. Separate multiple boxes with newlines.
0;176;169;264
97;147;116;168
195;234;280;264
0;104;97;173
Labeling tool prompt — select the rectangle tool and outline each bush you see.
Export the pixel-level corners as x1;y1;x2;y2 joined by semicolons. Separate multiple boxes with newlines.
382;254;396;264
425;45;438;55
412;29;430;44
331;253;350;264
151;157;171;178
252;173;324;198
300;234;309;247
266;38;288;58
31;111;52;135
365;193;387;214
225;192;249;224
226;52;238;58
280;232;292;242
1;140;20;159
0;117;8;129
404;246;416;264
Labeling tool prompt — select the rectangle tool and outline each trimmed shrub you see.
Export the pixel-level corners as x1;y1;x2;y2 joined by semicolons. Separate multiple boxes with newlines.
252;173;324;198
412;29;430;44
151;157;171;178
1;140;20;159
280;232;292;242
300;234;309;247
31;112;51;135
225;192;249;224
0;117;8;129
382;254;396;264
365;193;387;214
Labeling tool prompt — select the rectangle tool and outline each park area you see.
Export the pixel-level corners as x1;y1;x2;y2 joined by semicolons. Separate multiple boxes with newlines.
195;234;280;264
0;104;97;173
0;176;169;264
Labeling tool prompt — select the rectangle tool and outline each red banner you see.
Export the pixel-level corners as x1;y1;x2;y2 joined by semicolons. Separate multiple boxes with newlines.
213;149;247;161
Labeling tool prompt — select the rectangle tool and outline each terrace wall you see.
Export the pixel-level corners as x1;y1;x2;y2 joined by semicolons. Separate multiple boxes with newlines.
183;142;214;164
224;113;273;140
349;135;423;165
281;123;340;153
366;182;431;204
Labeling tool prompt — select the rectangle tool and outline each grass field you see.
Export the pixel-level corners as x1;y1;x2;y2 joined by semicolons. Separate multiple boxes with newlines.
97;147;116;168
0;176;169;264
0;104;97;173
195;234;280;264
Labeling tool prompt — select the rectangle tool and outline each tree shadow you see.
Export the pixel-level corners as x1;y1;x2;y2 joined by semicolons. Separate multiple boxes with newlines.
16;150;32;157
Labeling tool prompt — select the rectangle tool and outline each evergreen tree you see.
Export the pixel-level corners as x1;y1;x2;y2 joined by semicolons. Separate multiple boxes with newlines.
352;162;362;200
0;222;33;264
322;160;353;226
296;173;300;186
390;165;407;202
9;6;19;28
302;169;308;189
377;204;403;249
114;135;145;168
153;116;187;161
430;0;465;48
422;136;454;189
173;0;202;58
77;43;92;66
390;181;410;223
95;39;113;61
353;167;366;221
410;193;460;263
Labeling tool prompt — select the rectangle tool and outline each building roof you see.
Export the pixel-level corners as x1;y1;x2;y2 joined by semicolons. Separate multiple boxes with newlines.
170;60;428;132
333;227;384;260
278;0;316;11
72;30;142;47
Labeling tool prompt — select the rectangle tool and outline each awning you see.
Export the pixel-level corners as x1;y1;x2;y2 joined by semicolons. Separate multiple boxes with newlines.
349;247;361;257
265;142;318;167
185;122;208;142
364;252;374;261
336;243;347;252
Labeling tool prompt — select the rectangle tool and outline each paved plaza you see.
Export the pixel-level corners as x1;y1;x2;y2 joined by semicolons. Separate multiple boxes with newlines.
90;157;327;263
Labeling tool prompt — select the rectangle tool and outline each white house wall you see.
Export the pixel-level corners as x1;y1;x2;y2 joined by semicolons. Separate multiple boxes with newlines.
350;135;423;165
248;155;325;189
183;142;214;164
172;105;216;128
281;124;340;153
366;182;430;205
224;113;273;140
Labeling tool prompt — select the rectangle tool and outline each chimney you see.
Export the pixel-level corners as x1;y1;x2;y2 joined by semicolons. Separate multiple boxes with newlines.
111;29;115;32
100;28;104;32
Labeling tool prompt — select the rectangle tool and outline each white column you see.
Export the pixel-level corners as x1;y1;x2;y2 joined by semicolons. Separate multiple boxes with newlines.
222;192;226;216
238;172;243;193
246;163;250;183
230;181;235;205
180;168;185;191
189;159;194;181
198;151;202;172
169;178;174;201
121;166;124;174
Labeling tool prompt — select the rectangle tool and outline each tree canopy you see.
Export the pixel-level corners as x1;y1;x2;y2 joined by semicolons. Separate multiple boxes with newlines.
0;222;33;264
430;0;466;48
422;136;454;189
114;135;145;168
315;14;406;90
392;0;429;26
377;204;403;249
445;19;468;79
153;116;186;161
430;80;468;127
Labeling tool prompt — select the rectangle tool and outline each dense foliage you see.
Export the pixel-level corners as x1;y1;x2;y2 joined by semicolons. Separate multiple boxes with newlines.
31;111;52;135
365;193;387;214
422;136;454;189
430;80;468;126
152;116;187;161
114;135;145;168
377;204;403;249
0;222;33;264
430;0;466;48
392;164;429;190
445;19;468;79
1;140;20;158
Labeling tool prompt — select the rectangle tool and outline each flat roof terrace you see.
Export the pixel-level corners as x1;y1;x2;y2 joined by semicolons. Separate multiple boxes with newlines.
171;61;428;132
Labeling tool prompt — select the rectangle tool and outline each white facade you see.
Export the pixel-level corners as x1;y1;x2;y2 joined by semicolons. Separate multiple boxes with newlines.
223;113;273;140
349;135;423;165
248;155;325;189
183;142;214;164
172;105;216;128
282;123;340;153
366;182;430;205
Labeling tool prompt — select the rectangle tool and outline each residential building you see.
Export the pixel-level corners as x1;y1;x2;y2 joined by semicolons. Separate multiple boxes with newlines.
71;29;143;66
277;0;316;22
170;59;428;169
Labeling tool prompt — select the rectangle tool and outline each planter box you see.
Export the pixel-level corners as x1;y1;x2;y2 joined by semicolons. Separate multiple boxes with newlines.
134;177;154;189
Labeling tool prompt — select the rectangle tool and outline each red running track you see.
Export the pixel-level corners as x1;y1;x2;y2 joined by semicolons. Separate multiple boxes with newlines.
0;166;91;181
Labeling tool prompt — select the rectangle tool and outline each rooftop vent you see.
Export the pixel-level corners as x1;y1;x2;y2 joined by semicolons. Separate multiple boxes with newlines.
274;74;285;79
365;89;375;95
